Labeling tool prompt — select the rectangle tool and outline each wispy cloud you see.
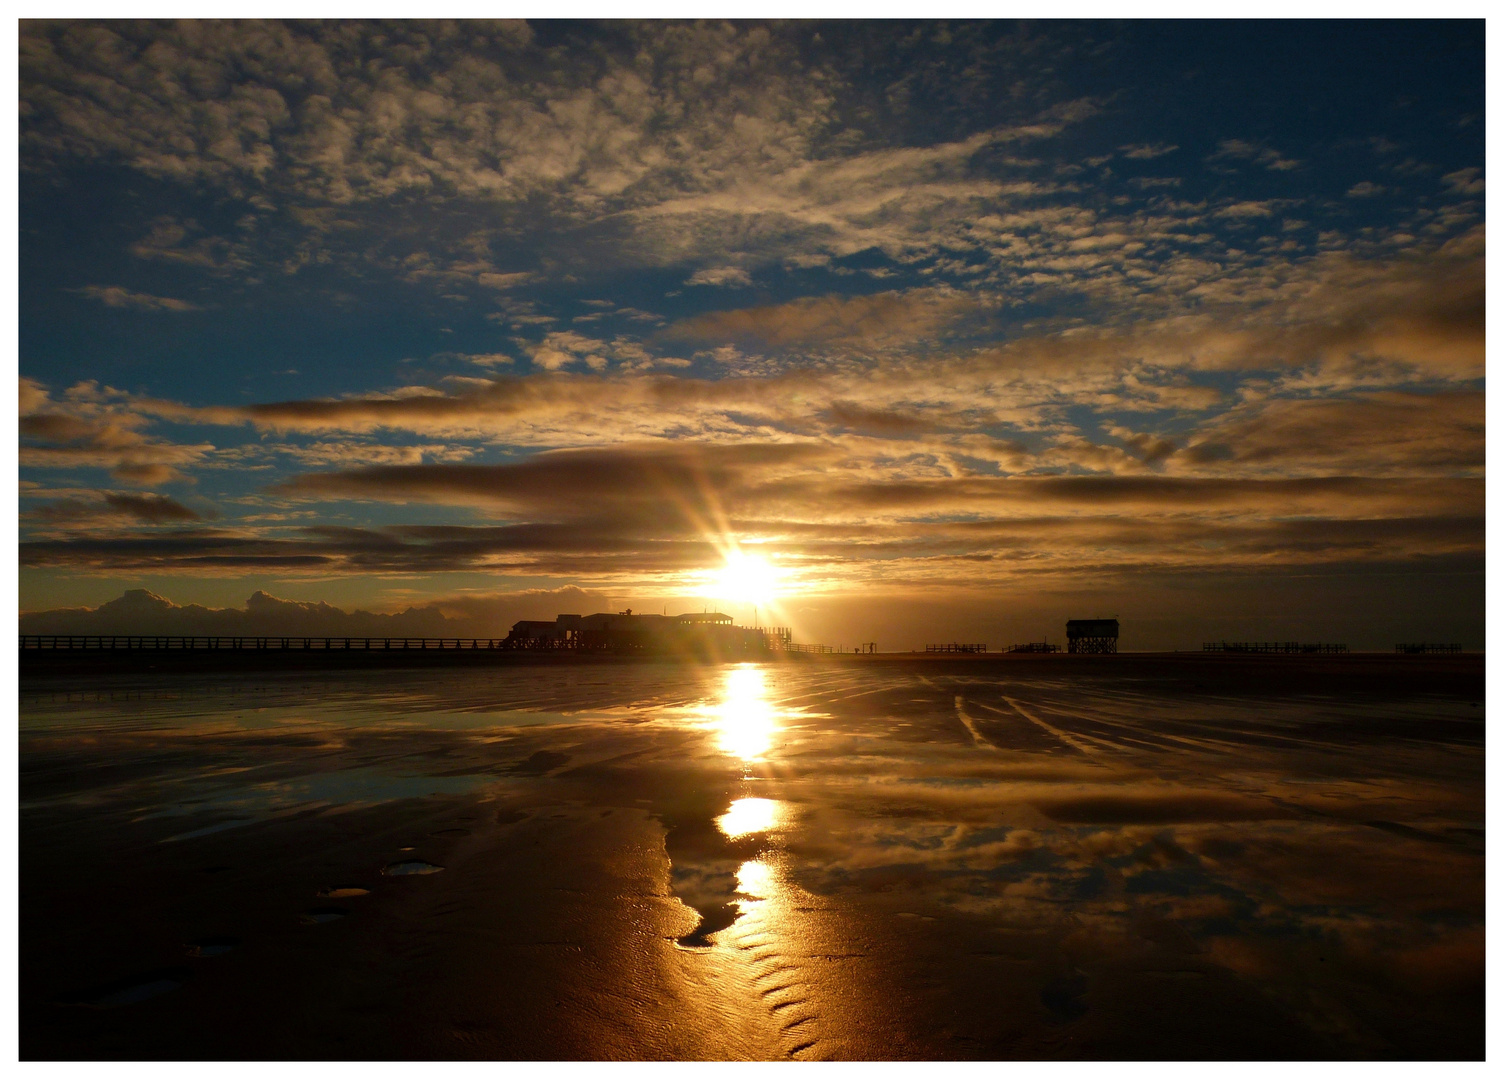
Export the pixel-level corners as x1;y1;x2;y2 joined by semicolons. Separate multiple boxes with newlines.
1207;138;1301;172
76;285;199;311
1119;143;1178;159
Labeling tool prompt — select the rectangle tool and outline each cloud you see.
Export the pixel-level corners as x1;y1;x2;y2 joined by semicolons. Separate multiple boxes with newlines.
18;584;614;638
1214;201;1277;218
26;20;1095;253
1126;176;1181;190
55;235;1468;483
1177;391;1483;476
27;491;206;527
1104;425;1178;465
528;330;610;372
20;227;1480;504
1345;181;1386;198
821;402;955;438
1441;167;1483;195
476;271;534;290
19;442;1482;595
19;21;1479;338
19;377;214;483
520;330;677;373
76;285;198;311
272;442;834;520
1119;143;1178;159
1207;138;1301;172
255;441;476;467
663;288;983;352
246;447;1480;583
102;492;203;522
685;266;752;288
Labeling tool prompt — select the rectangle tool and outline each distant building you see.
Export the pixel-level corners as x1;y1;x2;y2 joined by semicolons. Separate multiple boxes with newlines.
1066;619;1119;654
504;609;782;658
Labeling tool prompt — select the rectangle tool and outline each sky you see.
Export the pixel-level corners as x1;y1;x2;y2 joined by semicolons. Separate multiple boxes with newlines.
16;19;1486;650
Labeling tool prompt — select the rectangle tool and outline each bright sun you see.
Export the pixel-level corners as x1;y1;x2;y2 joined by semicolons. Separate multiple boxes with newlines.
710;551;781;607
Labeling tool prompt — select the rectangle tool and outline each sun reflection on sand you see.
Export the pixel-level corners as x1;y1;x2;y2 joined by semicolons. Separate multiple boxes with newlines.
735;858;777;899
711;665;779;762
717;797;782;839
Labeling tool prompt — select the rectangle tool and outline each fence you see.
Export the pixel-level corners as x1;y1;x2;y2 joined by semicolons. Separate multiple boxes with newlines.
1395;643;1462;654
1202;641;1348;654
19;633;838;655
1007;642;1059;653
21;635;516;651
926;643;987;654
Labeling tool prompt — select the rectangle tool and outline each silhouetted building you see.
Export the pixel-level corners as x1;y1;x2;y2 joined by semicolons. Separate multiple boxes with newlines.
505;610;780;658
1066;619;1118;654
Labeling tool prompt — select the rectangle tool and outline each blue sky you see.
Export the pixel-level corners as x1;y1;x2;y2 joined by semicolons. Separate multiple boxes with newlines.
17;20;1484;647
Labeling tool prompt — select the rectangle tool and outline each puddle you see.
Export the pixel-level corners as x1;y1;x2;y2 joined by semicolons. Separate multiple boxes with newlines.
59;968;190;1008
316;885;370;898
300;907;349;924
669;853;744;950
382;860;444;876
186;936;240;958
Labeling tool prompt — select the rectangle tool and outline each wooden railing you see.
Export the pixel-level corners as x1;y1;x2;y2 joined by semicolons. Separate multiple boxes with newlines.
19;635;511;651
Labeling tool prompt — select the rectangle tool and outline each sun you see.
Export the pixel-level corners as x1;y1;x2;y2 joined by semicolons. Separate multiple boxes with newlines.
710;551;781;607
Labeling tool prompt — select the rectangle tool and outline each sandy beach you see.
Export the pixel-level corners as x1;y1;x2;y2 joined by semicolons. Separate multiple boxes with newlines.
20;653;1484;1060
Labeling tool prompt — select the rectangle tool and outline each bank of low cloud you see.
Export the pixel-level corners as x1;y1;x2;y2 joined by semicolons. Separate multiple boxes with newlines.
20;584;612;639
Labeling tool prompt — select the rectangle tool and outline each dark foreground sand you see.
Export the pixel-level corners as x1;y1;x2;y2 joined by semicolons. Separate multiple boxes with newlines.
20;653;1484;1059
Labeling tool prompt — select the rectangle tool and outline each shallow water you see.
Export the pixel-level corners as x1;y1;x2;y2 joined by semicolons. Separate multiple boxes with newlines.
20;658;1484;1059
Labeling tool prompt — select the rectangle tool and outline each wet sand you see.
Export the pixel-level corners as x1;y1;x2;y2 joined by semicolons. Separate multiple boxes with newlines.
19;654;1484;1059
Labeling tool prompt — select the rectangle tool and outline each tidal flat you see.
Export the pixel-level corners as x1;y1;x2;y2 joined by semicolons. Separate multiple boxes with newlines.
19;654;1483;1060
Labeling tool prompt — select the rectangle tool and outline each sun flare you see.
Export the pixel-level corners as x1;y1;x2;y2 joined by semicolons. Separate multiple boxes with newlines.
709;551;781;607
